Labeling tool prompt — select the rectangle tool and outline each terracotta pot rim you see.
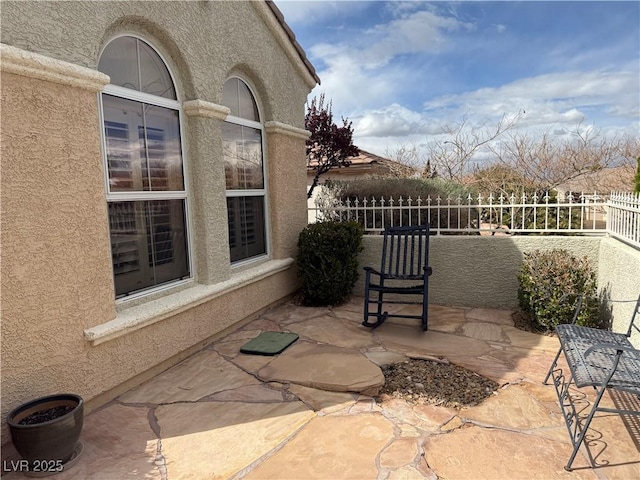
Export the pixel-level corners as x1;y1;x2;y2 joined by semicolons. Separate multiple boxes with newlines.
7;393;83;429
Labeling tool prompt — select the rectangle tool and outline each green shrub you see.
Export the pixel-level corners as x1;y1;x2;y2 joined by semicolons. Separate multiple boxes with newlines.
517;249;601;331
296;221;364;306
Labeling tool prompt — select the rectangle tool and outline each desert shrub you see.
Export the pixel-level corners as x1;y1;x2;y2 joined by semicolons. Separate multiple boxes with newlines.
517;249;601;331
296;221;364;306
320;178;478;233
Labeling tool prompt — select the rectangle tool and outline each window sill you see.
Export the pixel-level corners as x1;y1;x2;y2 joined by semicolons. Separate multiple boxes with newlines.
84;258;295;346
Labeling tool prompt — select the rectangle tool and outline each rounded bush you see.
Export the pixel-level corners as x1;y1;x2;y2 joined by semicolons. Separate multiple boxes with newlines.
517;249;600;331
296;221;364;306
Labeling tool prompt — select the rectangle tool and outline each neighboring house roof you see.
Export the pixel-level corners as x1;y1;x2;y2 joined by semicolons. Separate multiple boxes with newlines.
307;149;417;179
265;1;321;85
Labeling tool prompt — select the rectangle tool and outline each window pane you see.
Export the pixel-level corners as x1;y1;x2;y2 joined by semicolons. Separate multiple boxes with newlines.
98;37;140;91
238;80;259;122
103;95;144;192
138;40;176;99
109;200;189;297
223;124;264;190
222;78;259;122
103;95;184;192
142;104;184;191
222;78;239;117
227;196;266;263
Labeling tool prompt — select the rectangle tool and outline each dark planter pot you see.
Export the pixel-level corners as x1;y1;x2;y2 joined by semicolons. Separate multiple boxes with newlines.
6;394;83;468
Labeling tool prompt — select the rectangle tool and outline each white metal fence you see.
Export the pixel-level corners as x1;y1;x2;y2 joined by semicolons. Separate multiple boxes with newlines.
607;192;640;248
309;191;640;242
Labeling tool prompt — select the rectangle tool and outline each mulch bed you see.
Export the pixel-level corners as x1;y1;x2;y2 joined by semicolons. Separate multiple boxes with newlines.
378;359;499;408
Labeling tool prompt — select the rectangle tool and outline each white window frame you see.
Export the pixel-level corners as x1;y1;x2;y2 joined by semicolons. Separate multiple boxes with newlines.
98;34;194;302
223;77;270;267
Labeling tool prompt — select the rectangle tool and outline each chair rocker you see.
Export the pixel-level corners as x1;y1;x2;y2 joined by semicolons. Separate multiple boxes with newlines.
362;225;433;331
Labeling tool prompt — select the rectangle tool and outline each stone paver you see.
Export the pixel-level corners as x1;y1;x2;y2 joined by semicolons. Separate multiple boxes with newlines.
364;349;407;366
424;427;598;479
245;414;395;480
376;323;493;357
157;401;315;480
461;321;507;342
54;404;159;479
13;298;636;480
288;384;357;413
463;383;563;430
466;307;515;325
285;314;379;348
257;341;385;394
119;349;259;404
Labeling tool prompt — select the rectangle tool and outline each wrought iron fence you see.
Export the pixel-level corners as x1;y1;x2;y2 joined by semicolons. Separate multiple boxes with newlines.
309;191;611;235
607;192;640;248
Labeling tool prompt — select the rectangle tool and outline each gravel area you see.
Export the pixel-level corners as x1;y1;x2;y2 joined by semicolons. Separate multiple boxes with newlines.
378;359;499;408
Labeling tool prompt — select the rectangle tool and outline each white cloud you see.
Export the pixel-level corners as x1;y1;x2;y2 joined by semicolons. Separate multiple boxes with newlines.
361;10;473;67
349;67;638;158
308;8;472;111
424;69;639;127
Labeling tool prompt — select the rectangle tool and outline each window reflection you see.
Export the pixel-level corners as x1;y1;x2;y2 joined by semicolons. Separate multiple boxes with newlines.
227;197;266;262
222;78;259;121
109;200;189;297
103;95;184;192
223;123;264;190
99;37;176;100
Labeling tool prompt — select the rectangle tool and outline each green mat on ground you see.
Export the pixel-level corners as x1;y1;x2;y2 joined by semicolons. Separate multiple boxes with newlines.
240;331;299;356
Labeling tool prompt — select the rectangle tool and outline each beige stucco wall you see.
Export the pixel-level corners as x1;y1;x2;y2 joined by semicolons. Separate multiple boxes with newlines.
267;129;309;259
597;238;640;347
356;235;602;309
1;1;314;445
0;1;312;125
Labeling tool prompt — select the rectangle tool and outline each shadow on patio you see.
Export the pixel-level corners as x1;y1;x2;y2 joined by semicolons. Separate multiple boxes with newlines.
3;297;638;479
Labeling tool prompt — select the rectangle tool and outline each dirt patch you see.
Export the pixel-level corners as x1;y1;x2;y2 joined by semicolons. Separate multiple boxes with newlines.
18;405;74;425
511;310;555;335
378;359;499;408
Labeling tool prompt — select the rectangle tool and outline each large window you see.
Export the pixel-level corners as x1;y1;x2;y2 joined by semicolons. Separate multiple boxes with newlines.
99;36;190;298
222;78;267;263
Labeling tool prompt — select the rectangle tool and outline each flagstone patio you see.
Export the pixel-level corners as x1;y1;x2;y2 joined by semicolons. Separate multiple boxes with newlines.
3;297;639;479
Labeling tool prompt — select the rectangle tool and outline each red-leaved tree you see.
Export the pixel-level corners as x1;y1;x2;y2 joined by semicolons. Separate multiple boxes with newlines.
306;94;359;199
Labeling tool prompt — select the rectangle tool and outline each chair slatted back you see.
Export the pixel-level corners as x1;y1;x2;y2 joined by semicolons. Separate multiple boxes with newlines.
380;225;430;279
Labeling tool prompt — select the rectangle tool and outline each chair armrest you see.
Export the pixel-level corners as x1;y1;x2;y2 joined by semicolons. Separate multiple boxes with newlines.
569;296;583;325
363;266;382;276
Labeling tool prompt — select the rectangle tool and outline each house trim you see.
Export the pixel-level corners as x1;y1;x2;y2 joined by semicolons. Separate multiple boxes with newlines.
83;258;295;346
183;99;231;120
265;121;310;140
0;43;109;91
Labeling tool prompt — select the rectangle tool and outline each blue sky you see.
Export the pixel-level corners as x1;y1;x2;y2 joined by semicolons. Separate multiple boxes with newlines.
275;0;640;156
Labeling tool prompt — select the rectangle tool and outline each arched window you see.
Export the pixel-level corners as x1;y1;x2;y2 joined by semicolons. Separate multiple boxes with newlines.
98;36;190;298
222;77;267;263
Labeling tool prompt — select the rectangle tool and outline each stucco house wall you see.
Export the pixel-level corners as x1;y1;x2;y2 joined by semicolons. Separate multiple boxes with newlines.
597;238;640;347
1;0;316;444
356;236;602;309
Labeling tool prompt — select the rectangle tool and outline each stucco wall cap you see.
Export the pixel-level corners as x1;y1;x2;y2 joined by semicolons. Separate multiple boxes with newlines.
183;99;230;120
84;258;294;346
265;121;311;140
0;43;109;92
